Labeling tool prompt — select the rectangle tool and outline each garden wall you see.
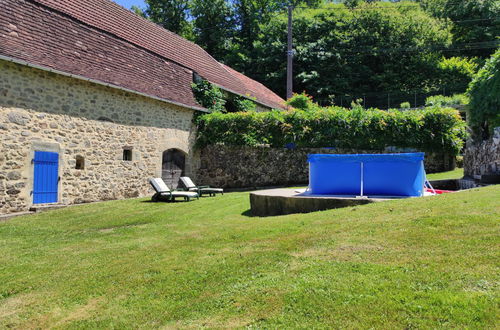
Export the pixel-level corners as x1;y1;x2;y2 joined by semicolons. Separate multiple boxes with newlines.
195;145;455;189
464;127;500;179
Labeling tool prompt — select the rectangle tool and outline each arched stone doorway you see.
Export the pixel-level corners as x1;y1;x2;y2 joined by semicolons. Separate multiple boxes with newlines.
162;149;185;189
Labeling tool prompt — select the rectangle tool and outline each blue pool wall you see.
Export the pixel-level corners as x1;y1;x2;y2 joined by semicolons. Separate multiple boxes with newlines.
308;153;426;197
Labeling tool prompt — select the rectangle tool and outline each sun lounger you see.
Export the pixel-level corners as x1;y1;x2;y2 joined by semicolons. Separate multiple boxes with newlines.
149;178;199;202
180;177;224;197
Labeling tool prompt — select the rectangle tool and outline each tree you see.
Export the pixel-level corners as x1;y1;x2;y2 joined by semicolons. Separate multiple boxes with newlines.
142;0;191;36
467;49;500;140
130;5;146;17
231;0;281;70
437;56;478;94
343;0;361;9
228;0;321;72
251;2;451;107
131;0;493;110
191;0;234;60
419;0;500;58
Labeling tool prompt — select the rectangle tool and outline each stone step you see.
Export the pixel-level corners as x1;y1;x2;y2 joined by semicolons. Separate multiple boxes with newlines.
29;204;67;213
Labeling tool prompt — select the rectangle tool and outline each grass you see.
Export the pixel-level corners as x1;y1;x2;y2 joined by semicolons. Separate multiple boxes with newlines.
427;167;464;181
0;184;498;328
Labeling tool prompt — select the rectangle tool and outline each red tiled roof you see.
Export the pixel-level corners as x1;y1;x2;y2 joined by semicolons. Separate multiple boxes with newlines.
0;0;203;110
31;0;286;109
221;64;286;110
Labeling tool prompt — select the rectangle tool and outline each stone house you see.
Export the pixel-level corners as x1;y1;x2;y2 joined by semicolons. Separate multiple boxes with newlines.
0;0;285;214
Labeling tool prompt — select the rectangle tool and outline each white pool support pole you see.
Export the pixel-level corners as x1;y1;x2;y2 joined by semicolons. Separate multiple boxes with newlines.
306;162;311;193
423;161;436;196
359;162;364;197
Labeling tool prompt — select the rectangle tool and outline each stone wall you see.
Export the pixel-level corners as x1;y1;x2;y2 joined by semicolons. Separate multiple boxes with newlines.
464;127;500;178
0;60;197;214
196;145;455;189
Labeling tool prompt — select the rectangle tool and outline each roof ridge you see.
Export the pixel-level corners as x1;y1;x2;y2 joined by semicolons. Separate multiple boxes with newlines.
32;0;244;86
97;0;221;67
28;0;194;73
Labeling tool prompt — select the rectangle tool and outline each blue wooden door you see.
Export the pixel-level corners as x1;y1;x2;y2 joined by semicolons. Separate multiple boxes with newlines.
33;151;59;204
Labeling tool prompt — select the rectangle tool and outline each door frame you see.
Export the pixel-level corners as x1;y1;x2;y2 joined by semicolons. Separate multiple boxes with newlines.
161;148;186;189
28;141;62;206
156;137;191;179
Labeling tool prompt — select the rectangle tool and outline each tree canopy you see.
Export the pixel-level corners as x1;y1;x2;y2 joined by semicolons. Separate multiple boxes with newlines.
142;0;191;35
419;0;500;58
132;0;499;107
252;2;455;107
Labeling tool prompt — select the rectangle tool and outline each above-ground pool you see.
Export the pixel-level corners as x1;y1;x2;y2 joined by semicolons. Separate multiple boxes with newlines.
308;153;426;197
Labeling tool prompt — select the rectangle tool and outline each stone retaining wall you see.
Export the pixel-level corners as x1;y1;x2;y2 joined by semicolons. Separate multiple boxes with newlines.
464;127;500;178
0;60;196;214
195;145;455;189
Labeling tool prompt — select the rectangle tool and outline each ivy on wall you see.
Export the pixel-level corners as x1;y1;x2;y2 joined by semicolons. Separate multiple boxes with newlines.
192;80;258;113
233;95;257;112
191;80;226;112
467;49;500;140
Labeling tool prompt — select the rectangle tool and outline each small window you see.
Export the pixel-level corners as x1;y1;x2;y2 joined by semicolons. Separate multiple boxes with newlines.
75;155;85;170
123;148;133;161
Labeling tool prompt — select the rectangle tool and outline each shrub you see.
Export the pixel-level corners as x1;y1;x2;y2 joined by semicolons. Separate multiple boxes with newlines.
400;102;411;109
425;94;469;108
437;57;478;93
467;49;500;139
191;80;226;112
286;92;316;111
196;106;467;155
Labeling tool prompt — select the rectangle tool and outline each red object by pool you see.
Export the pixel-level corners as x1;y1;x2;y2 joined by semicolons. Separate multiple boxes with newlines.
425;188;453;194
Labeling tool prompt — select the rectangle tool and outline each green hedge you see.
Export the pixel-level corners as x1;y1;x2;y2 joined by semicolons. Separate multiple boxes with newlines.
196;106;467;155
425;94;469;108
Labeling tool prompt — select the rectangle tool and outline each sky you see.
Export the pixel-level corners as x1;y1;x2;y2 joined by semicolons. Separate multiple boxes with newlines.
112;0;145;10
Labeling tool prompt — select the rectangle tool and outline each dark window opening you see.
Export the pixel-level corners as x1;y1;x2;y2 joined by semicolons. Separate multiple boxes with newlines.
123;148;133;161
75;155;85;170
193;72;203;83
224;98;238;113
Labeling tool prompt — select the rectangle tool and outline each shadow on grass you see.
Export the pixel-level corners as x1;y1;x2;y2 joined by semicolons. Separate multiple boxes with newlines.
140;199;200;204
241;209;256;217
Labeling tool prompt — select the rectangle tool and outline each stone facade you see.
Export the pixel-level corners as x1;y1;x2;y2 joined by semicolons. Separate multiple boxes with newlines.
464;127;500;178
0;60;197;214
195;145;456;189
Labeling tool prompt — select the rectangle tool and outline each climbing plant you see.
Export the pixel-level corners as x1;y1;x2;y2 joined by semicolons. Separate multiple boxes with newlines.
191;80;226;112
467;49;500;139
233;95;257;112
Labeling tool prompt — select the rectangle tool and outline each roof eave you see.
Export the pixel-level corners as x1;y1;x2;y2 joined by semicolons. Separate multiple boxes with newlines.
212;82;285;110
0;55;209;113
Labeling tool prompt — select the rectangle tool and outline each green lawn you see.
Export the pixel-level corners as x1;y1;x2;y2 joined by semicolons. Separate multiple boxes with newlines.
0;185;498;328
427;167;464;181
